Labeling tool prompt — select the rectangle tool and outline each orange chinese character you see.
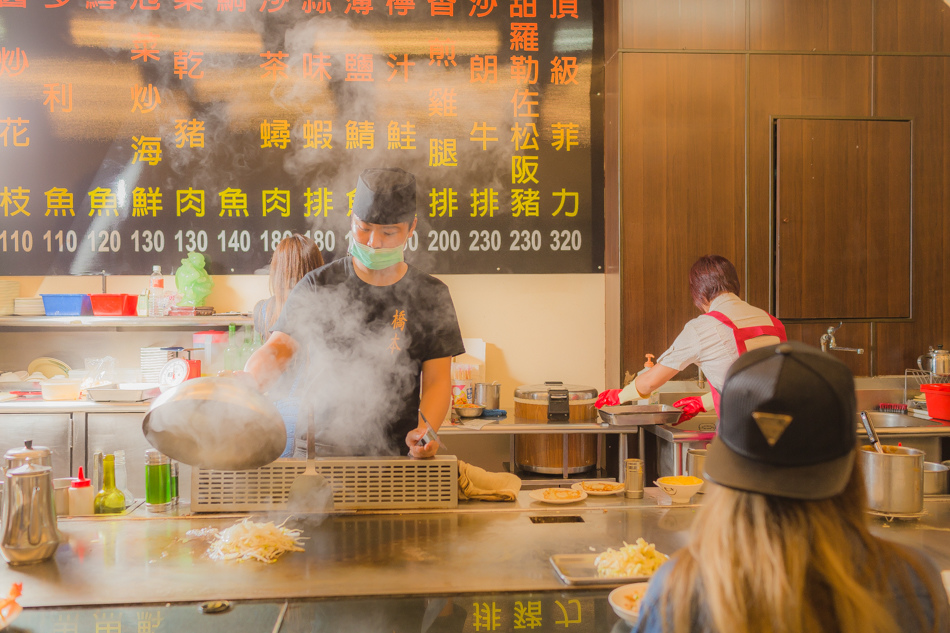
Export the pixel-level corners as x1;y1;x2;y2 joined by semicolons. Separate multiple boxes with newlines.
303;53;332;80
469;122;497;150
468;0;493;16
303;120;332;148
88;187;119;217
549;0;576;18
260;120;291;149
44;188;74;217
387;121;416;150
551;122;578;151
174;119;205;148
469;55;496;83
510;55;537;84
131;0;160;10
42;84;72;113
428;0;453;16
510;88;538;118
510;122;539;150
428;139;457;167
1;187;30;217
470;188;497;218
217;0;245;10
132;187;162;217
345;0;372;14
174;0;203;10
510;188;540;217
173;51;204;79
428;41;456;67
132;136;163;165
131;85;161;113
511;156;539;184
387;53;414;81
259;0;286;11
509;0;533;17
345;54;373;81
131;35;160;63
0;0;26;7
44;0;69;7
260;50;289;80
388;333;401;354
392;310;407;331
510;23;538;51
428;88;457;117
550;56;577;84
0;117;29;147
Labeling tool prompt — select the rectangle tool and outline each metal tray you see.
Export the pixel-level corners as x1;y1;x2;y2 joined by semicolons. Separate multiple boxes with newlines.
598;404;682;427
87;383;162;402
550;553;652;586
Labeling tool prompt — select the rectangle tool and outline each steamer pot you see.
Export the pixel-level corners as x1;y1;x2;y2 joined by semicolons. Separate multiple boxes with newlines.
859;445;924;514
513;382;597;474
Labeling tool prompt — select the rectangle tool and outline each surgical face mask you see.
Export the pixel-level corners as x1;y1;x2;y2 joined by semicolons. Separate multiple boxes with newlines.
349;237;406;270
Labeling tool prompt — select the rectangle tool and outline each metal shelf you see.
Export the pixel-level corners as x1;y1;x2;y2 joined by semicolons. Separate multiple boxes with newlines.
0;315;252;329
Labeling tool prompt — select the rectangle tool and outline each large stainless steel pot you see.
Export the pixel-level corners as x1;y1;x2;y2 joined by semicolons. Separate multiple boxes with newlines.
859;445;924;514
923;461;948;495
143;377;286;470
686;448;707;493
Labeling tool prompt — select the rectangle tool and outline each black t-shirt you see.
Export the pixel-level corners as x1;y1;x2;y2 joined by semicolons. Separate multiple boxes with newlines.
274;257;465;456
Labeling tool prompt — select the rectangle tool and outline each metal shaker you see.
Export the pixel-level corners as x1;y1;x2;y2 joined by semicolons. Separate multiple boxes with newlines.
624;458;644;499
1;462;60;565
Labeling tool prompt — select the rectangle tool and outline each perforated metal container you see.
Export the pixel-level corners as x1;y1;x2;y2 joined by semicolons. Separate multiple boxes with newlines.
191;455;458;512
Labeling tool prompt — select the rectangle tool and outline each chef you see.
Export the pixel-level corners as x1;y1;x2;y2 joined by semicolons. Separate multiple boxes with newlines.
599;255;786;419
244;168;465;458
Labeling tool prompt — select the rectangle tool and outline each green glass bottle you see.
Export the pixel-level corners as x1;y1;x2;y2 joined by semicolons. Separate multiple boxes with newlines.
94;454;126;514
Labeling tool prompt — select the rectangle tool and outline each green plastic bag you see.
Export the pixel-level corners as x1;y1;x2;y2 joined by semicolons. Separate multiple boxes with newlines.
175;252;213;306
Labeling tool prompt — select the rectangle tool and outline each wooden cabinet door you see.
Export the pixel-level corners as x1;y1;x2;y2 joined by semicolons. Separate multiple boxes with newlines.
775;118;911;320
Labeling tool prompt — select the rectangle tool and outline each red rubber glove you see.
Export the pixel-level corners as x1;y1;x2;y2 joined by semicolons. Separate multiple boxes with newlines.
673;396;705;424
596;389;622;409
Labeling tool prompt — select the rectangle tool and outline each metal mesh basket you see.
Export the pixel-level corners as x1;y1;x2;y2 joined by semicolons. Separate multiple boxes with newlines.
191;455;458;512
904;369;936;409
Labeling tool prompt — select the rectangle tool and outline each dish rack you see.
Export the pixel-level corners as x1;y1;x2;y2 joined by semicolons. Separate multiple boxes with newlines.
191;455;458;512
904;369;939;413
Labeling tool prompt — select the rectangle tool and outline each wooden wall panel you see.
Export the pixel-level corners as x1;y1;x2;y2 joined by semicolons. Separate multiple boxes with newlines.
874;56;950;374
774;118;911;320
747;55;871;312
620;0;746;51
620;53;745;372
874;0;950;53
749;0;872;51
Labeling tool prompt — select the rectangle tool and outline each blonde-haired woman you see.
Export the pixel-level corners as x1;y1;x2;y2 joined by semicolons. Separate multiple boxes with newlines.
252;234;324;457
634;342;949;633
253;234;324;340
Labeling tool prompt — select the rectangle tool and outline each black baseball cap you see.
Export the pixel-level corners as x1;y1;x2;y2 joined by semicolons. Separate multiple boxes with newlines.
351;168;416;225
704;341;857;500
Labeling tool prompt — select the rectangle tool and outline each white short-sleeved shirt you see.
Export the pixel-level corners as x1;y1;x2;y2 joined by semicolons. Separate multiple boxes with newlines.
656;293;781;392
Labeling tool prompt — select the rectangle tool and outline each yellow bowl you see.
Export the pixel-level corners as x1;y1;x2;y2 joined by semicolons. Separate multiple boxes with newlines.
655;476;703;504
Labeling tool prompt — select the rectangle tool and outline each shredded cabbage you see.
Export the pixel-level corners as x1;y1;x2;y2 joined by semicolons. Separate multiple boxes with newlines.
198;519;306;563
595;538;667;578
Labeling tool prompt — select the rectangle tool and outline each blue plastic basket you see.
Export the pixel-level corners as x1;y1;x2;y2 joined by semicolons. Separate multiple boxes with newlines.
40;293;92;316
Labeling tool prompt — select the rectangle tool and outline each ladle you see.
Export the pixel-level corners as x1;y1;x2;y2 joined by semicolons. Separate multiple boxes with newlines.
859;410;885;454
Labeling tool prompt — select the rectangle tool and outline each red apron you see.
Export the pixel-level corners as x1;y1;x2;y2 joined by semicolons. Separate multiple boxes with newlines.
704;310;787;415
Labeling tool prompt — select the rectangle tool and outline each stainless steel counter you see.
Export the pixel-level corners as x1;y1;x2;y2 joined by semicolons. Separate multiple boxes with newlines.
3;490;949;610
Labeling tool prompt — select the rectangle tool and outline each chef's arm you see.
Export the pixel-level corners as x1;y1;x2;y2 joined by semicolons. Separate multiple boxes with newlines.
244;331;298;391
618;364;679;402
407;356;452;458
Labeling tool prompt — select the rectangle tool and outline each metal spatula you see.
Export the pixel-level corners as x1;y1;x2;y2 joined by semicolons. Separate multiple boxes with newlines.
860;410;885;454
287;418;333;513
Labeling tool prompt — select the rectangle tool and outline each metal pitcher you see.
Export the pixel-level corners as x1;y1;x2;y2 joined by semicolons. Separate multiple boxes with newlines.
4;440;52;474
917;346;950;376
1;462;60;565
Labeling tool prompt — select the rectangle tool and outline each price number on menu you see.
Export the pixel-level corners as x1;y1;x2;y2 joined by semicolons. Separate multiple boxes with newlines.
131;230;165;253
261;229;338;253
420;229;584;252
87;230;121;253
0;230;33;252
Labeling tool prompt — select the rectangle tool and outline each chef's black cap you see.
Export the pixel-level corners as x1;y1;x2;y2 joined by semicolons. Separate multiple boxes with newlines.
351;168;416;225
704;341;857;500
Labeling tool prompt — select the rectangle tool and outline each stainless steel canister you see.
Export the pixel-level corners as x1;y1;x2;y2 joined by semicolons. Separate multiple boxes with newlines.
686;449;707;493
923;461;948;495
859;445;924;514
624;459;644;499
474;382;501;409
4;440;52;472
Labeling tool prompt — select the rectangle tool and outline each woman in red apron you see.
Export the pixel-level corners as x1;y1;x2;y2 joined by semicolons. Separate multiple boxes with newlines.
597;255;786;420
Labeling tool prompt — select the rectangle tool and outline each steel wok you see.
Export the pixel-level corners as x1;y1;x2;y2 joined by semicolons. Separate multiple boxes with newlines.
143;377;286;470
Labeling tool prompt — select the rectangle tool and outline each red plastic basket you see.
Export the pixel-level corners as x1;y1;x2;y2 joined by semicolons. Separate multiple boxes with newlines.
920;383;950;421
89;293;138;316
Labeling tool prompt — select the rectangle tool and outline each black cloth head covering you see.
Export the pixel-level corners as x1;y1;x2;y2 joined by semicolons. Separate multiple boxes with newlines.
704;341;857;500
351;168;417;225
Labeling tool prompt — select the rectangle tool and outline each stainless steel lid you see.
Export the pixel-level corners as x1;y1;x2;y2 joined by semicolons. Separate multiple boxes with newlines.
4;440;52;464
6;462;52;478
514;381;597;401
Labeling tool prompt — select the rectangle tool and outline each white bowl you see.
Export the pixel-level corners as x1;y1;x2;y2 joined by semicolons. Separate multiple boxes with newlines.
655;476;704;504
40;379;83;401
608;581;650;625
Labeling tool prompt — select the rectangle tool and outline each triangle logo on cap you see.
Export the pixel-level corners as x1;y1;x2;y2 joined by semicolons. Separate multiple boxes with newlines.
751;411;793;446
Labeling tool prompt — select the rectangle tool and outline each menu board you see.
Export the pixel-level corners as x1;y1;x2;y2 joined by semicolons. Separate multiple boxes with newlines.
0;0;603;275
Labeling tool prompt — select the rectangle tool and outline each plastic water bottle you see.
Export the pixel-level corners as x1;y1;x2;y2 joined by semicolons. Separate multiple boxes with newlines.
147;265;164;317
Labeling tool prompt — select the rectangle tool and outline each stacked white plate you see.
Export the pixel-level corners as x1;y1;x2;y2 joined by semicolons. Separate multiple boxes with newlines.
140;348;177;383
13;296;45;316
0;280;19;316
